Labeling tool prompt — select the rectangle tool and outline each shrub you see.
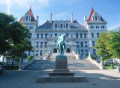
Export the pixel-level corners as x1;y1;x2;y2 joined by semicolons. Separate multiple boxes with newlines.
28;56;33;61
90;54;96;60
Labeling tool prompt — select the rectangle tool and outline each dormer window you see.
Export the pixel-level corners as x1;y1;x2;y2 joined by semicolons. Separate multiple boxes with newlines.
60;24;63;29
91;33;94;37
101;26;105;29
90;26;94;29
95;15;97;21
66;24;68;28
55;24;57;29
26;16;28;21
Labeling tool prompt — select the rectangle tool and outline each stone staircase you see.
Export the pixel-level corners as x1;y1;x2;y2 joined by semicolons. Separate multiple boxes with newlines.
48;53;76;60
24;59;99;70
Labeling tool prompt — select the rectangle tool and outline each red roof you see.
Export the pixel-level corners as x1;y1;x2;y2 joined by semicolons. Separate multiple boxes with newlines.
19;17;23;22
88;8;95;21
28;7;35;21
87;8;105;22
19;7;35;22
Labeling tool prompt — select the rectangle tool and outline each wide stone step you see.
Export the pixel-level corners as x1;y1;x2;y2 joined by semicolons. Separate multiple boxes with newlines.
24;59;99;70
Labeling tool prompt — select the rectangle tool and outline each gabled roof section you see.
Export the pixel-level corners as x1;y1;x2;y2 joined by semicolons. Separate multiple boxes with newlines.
39;21;52;29
19;16;23;22
19;7;35;22
87;7;105;22
88;7;96;21
28;7;35;22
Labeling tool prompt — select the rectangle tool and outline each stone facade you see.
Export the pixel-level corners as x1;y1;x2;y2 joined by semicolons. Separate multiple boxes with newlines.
20;7;107;60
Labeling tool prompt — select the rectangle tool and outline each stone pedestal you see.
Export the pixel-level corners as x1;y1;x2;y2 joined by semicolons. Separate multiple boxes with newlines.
36;55;86;83
48;55;75;76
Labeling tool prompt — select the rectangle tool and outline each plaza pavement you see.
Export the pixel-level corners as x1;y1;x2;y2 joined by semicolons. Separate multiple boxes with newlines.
0;69;120;88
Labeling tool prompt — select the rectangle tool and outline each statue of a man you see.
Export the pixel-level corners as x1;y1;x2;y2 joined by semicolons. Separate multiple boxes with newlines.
56;33;66;55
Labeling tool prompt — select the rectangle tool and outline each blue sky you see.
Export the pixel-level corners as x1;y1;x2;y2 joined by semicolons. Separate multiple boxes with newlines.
0;0;120;30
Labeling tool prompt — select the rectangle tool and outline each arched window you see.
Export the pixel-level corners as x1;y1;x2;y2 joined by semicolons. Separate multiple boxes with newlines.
55;33;57;37
66;48;70;53
40;50;43;56
53;48;57;53
97;33;99;37
91;33;94;37
36;50;38;56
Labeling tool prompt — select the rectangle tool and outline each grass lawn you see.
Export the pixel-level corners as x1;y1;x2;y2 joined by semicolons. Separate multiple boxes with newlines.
104;65;120;69
5;67;19;70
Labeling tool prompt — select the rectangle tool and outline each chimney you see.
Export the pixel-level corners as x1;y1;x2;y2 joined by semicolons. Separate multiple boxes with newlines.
71;13;73;23
37;16;39;27
84;16;86;22
50;13;52;22
84;16;87;27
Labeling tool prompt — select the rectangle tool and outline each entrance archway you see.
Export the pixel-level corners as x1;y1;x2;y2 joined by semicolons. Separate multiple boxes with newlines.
66;48;70;53
53;48;57;53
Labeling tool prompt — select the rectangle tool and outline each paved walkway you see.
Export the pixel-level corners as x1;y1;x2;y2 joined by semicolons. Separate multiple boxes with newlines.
0;69;120;88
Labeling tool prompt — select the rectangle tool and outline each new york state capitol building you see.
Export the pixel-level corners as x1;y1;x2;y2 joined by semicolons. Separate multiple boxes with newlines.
20;7;107;60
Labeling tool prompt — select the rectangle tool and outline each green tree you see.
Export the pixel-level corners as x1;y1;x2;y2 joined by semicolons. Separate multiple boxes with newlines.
108;30;120;59
94;31;111;61
0;13;33;67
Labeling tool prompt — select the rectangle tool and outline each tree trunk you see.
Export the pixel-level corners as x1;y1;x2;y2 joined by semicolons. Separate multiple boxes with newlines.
111;60;114;69
11;58;15;68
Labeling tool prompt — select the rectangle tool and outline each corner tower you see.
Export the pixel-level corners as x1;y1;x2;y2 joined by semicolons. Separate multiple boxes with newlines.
85;7;107;56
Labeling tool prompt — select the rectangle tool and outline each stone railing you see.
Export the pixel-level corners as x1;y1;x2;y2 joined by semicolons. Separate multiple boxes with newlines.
72;51;79;60
21;58;35;70
87;56;103;70
44;53;51;60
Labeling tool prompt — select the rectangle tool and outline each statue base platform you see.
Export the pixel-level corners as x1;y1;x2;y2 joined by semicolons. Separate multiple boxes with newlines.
36;76;86;83
36;55;87;83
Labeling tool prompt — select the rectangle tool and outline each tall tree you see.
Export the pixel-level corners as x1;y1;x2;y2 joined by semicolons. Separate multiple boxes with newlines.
108;30;120;59
0;13;33;67
94;31;111;61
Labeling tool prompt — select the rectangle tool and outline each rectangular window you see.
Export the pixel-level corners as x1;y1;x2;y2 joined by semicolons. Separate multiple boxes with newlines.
30;26;33;29
90;26;94;29
40;42;43;48
80;33;82;38
45;42;47;47
45;34;47;38
41;34;43;38
37;34;39;38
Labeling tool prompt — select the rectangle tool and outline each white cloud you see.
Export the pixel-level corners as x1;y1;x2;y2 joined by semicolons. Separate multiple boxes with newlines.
0;0;49;14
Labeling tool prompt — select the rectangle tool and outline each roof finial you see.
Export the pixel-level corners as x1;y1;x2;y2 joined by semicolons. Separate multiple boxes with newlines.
30;6;32;11
91;6;94;11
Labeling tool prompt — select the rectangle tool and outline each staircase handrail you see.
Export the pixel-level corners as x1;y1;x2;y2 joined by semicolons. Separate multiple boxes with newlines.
87;56;103;70
21;58;35;70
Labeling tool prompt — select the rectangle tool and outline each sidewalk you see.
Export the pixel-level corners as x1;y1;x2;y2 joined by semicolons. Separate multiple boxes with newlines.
0;70;120;88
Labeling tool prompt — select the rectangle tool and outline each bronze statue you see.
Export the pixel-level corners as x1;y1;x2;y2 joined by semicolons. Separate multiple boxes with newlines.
56;33;66;55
